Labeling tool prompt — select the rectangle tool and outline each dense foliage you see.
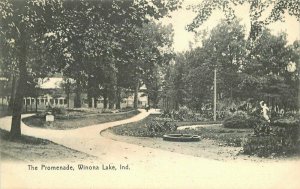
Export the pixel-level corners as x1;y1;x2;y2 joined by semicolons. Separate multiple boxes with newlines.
164;19;299;114
222;111;263;129
0;0;181;138
242;115;300;157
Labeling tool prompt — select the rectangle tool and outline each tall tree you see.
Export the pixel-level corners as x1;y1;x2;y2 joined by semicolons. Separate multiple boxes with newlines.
187;0;300;50
239;30;298;110
0;0;62;139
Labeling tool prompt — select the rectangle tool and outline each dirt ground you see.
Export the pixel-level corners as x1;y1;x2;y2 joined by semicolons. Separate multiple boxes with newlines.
101;129;300;162
0;129;98;163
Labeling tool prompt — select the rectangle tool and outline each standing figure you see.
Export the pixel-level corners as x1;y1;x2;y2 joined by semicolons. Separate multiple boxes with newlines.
260;101;270;122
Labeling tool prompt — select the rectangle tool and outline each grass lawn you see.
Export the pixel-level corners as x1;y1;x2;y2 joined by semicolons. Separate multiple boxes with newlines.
22;109;140;130
110;114;252;147
0;129;97;162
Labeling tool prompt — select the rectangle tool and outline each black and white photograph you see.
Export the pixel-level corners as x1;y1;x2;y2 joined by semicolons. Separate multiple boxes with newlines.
0;0;299;188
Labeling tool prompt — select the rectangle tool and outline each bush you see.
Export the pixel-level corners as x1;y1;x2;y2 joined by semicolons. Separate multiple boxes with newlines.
242;118;300;157
146;118;178;137
223;111;260;129
242;134;299;157
176;106;189;121
272;118;300;144
51;107;66;116
161;107;204;122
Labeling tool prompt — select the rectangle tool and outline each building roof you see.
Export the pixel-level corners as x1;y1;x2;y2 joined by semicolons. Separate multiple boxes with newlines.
40;77;63;89
39;77;148;91
140;84;147;90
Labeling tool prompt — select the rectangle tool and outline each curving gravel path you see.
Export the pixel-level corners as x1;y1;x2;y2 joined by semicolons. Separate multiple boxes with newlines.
1;109;300;189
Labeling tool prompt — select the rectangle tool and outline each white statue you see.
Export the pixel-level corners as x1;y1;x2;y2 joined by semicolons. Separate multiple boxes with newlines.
260;101;270;122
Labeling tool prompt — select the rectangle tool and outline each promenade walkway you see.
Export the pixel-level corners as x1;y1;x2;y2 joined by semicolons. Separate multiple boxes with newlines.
1;109;299;189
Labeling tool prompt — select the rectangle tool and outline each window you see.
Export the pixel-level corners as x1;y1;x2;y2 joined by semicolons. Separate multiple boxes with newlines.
64;99;67;104
59;99;63;105
41;99;44;104
55;99;58;104
26;99;30;105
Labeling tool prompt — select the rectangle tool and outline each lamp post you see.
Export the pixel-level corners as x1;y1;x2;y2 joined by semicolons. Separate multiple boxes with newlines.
213;68;217;121
212;47;219;122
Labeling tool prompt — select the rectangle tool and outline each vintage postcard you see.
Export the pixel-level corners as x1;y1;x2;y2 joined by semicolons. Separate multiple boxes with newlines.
0;0;299;188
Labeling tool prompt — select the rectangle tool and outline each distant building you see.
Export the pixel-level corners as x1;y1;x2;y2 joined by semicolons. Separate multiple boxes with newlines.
21;77;148;109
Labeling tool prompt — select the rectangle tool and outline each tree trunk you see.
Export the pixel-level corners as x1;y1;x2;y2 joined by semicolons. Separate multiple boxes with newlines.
10;36;27;139
148;95;151;109
94;97;98;108
30;99;33;111
35;97;38;113
108;70;117;109
74;79;81;108
134;80;139;109
67;91;70;108
108;94;115;109
108;102;114;109
65;79;71;108
108;86;116;109
116;87;121;109
87;76;93;108
87;92;92;108
8;74;16;110
103;88;108;109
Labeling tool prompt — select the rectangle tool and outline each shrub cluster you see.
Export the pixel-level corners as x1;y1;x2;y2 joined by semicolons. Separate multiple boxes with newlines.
51;107;66;116
161;106;210;122
272;118;300;143
223;111;262;129
146;118;178;137
242;135;294;157
242;118;300;157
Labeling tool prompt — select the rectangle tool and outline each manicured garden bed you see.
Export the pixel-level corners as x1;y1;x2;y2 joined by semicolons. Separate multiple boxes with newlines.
110;114;252;147
23;109;140;130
